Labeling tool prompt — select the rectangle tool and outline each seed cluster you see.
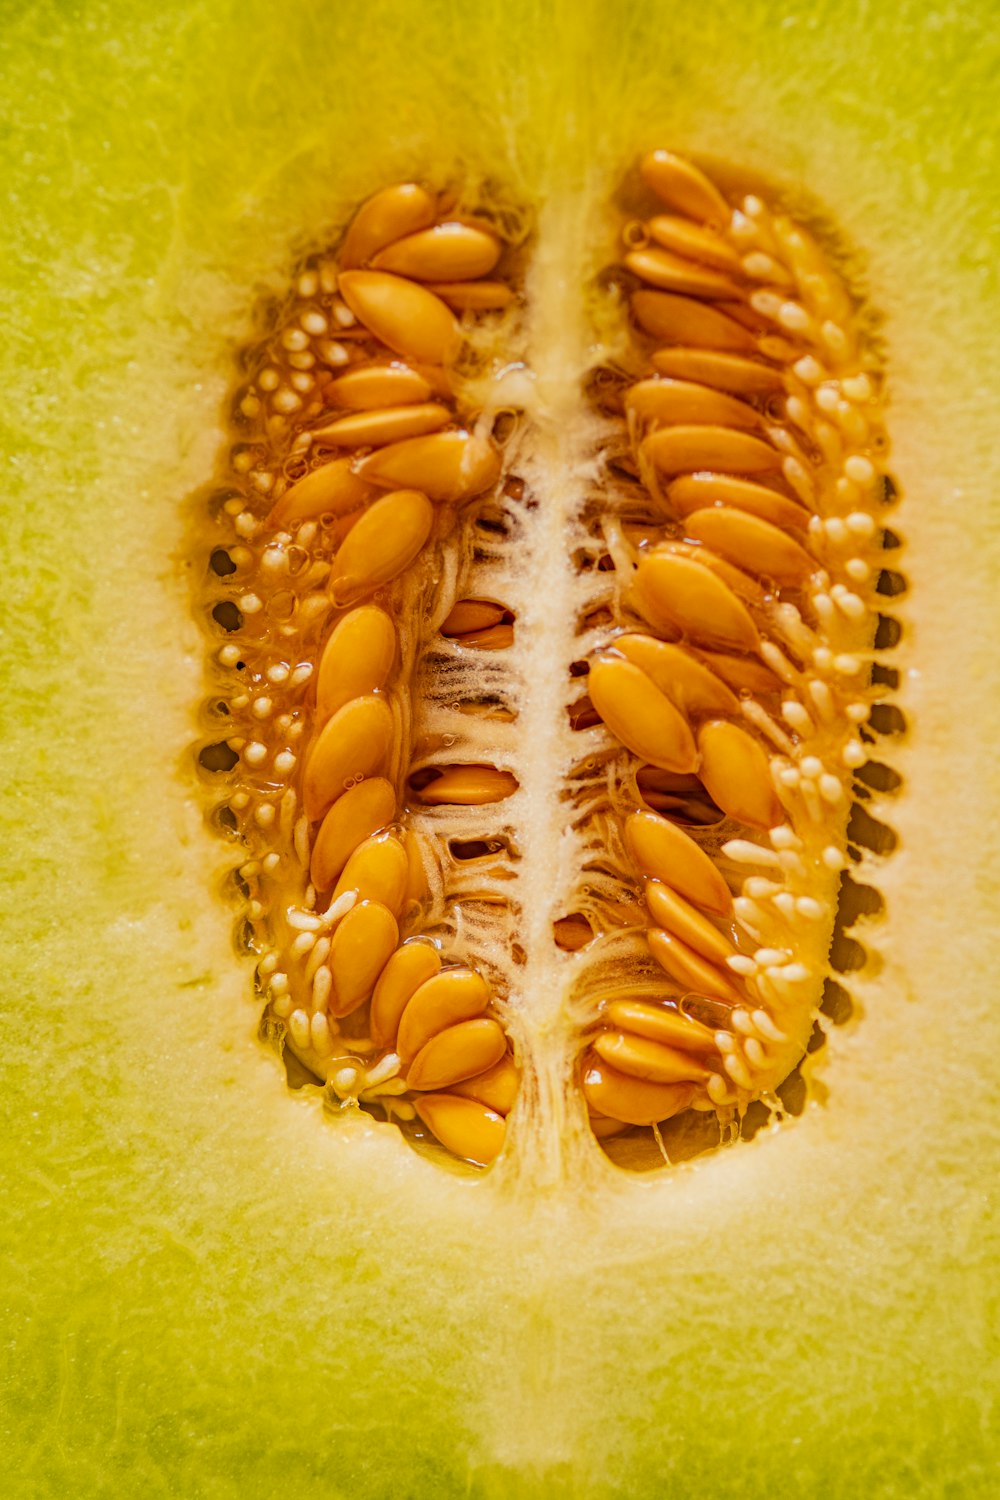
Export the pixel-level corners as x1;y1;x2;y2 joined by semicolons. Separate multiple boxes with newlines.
578;152;889;1134
197;152;893;1169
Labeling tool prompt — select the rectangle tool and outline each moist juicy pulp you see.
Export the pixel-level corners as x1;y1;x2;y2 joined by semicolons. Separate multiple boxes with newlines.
4;1;999;1495
200;154;890;1167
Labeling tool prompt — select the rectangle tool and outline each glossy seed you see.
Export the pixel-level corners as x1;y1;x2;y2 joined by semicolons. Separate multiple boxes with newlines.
650;346;784;394
625;247;742;300
332;832;409;915
645;881;736;966
329;489;434;603
697;719;783;830
414;1094;506;1166
645;214;743;271
667;473;809;530
370;941;441;1050
396;967;492;1064
588;1114;631;1139
633;552;760;653
605;998;718;1053
647;927;745;1004
593;1029;712;1084
426;281;515;311
314;403;451;448
328;900;399;1016
587;654;698;773
316;605;397;720
401;827;429;907
450;1054;520;1115
457;622;515;649
632;291;755;350
407;1017;507;1091
302;695;394;821
326;362;435;409
614;634;738;717
310;778;397;890
642;425;780;476
683;507;816;585
414;764;519;805
337;270;461;366
692;648;783;696
641;150;730;225
266;457;372;527
553;914;594;951
582;1053;696;1126
339;183;437;269
625;809;733;914
357;429;501;503
440;599;507;635
627;378;760;430
372;222;502;281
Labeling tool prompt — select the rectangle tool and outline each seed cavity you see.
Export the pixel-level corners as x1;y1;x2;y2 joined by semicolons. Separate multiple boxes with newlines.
195;150;901;1173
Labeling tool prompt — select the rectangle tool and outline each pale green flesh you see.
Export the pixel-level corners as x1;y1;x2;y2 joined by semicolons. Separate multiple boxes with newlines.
2;1;999;1495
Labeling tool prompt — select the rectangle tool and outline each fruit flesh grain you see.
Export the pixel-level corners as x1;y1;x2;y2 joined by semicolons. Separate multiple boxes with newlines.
2;2;999;1497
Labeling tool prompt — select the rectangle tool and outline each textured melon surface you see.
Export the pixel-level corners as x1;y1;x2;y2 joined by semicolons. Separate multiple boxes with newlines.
2;1;999;1495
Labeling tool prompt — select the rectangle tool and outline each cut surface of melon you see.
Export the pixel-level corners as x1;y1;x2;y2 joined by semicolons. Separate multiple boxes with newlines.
2;1;999;1496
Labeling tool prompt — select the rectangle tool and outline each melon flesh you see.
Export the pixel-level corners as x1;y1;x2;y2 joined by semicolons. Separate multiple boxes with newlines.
2;1;999;1496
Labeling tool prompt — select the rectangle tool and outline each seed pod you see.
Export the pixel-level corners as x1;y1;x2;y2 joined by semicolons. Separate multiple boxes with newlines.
683;507;816;585
266;456;373;527
624;810;733;915
647;927;745;1004
640;150;730;225
414;764;519;805
449;1054;520;1115
697;719;783;830
302;694;394;821
650;346;784;394
407;1017;507;1091
338;183;437;269
632;290;755;350
593;1030;712;1084
605;998;718;1053
582;1053;696;1127
313;403;452;448
328;899;399;1016
646;215;743;271
333;832;409;915
316;605;397;720
357;429;501;502
625;247;742;300
326;361;435;409
627;378;760;430
614;634;738;717
372;222;502;281
667;473;809;531
413;1094;506;1166
587;655;698;773
337;270;461;366
396;966;491;1064
310;778;397;890
329;489;434;604
370;941;442;1051
645;881;736;966
642;425;780;476
632;552;760;654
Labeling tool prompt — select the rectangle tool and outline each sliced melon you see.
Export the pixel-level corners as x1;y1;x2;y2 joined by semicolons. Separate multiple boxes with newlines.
2;2;998;1497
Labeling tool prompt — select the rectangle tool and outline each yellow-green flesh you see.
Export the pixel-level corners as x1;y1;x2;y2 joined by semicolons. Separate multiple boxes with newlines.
2;1;998;1494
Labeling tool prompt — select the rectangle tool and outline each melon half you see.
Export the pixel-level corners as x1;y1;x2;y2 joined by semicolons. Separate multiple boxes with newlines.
1;1;998;1497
